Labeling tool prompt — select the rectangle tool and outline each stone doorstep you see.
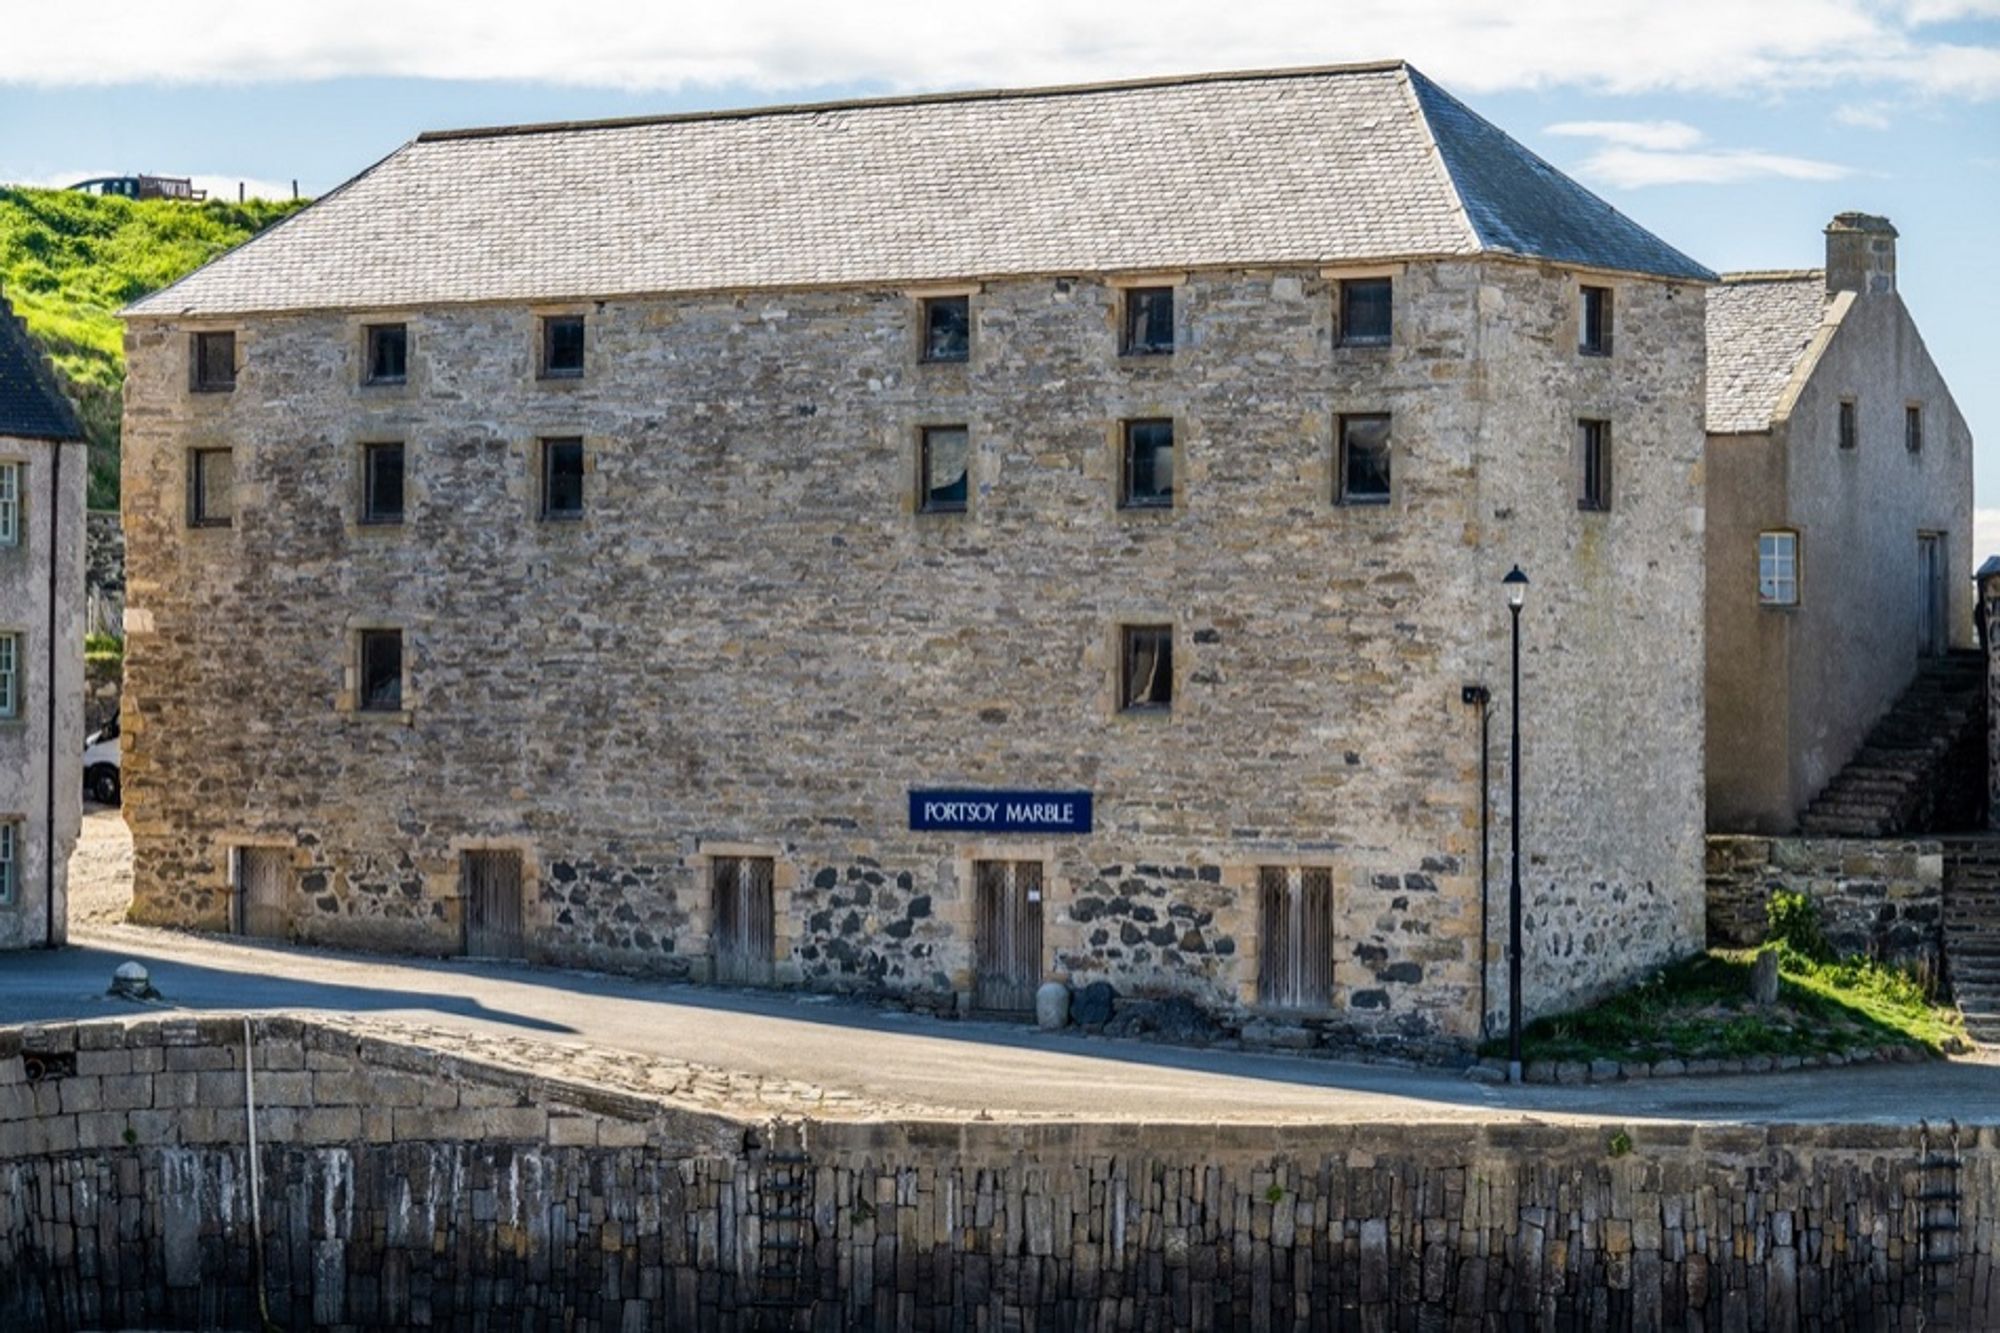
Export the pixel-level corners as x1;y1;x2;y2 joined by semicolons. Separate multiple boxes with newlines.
1492;1041;1940;1086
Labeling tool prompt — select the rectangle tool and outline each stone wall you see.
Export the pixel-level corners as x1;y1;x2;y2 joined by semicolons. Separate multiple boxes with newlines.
1705;835;1943;970
4;1017;1997;1330
121;256;1709;1042
84;654;119;735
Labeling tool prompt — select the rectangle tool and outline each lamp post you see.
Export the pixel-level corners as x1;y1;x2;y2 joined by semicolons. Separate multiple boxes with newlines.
1502;565;1529;1084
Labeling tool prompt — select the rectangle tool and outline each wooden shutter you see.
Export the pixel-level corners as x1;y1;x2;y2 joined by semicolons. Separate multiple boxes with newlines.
463;850;526;958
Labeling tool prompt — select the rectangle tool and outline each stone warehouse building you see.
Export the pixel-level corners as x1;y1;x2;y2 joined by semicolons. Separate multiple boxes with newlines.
121;63;1714;1044
0;296;86;949
1704;215;1974;834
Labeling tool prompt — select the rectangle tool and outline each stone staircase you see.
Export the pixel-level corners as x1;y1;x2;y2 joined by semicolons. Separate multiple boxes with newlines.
1799;652;1986;837
1943;839;2000;1045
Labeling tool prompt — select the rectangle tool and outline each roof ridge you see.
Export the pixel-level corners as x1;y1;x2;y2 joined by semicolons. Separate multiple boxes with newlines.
414;60;1413;143
1718;269;1825;284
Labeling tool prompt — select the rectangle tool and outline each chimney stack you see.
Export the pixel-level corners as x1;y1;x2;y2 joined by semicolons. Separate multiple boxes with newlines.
1825;212;1896;297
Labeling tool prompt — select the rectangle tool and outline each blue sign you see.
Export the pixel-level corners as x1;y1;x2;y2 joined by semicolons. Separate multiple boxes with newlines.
909;789;1094;835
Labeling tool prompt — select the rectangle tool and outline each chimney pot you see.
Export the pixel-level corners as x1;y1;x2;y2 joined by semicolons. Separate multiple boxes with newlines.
1825;212;1896;297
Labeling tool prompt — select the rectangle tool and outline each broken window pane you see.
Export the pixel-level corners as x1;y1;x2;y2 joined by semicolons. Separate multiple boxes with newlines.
1122;287;1174;355
1121;625;1173;711
1338;415;1391;504
922;297;969;363
921;426;969;513
1759;532;1799;606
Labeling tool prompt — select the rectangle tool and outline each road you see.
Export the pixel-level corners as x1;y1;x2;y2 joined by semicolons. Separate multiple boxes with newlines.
5;920;1998;1125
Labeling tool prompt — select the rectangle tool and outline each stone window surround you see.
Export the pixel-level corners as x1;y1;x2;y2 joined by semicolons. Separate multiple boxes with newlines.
186;327;240;395
362;322;409;388
908;283;979;366
0;815;18;907
342;314;416;397
1576;417;1613;513
1578;282;1615;357
354;440;409;530
185;445;236;531
914;423;970;517
1105;272;1186;360
0;626;20;723
689;841;798;985
338;620;416;722
534;306;590;383
1109;415;1182;516
536;436;589;523
1105;616;1179;723
1334;412;1393;507
0;452;23;550
1325;263;1403;349
1218;858;1346;1011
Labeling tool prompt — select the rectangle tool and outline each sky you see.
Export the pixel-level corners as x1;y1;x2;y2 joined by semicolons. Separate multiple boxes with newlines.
2;0;1996;544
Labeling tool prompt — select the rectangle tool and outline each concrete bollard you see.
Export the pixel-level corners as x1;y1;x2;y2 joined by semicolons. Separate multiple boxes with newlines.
1036;982;1070;1031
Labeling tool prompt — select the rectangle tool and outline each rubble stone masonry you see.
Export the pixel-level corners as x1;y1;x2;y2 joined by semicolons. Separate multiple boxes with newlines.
120;258;1708;1040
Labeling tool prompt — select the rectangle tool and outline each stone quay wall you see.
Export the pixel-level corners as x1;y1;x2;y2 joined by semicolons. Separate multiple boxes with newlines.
121;255;1709;1042
3;1017;1997;1331
1706;835;1943;972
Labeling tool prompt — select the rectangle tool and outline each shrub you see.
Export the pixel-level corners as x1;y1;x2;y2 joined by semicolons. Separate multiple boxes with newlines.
1766;889;1830;963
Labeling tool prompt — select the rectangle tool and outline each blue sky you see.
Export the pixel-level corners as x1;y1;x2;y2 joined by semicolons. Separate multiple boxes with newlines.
2;1;1995;531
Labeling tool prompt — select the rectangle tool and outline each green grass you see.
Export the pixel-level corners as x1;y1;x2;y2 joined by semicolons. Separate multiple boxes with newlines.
1483;948;1966;1065
83;631;122;664
0;186;309;506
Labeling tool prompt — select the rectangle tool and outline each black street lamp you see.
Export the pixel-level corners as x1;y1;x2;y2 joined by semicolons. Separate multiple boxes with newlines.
1503;565;1530;1083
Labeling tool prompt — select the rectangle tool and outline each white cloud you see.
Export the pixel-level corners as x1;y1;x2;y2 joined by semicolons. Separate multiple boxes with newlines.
0;1;1992;100
1833;101;1895;128
1542;122;1854;188
1976;509;2000;569
1901;0;2000;23
1546;120;1705;150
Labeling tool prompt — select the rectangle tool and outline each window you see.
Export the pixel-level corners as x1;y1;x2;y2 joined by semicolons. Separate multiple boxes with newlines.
711;855;776;984
1337;414;1392;505
0;821;15;906
1907;405;1924;454
188;448;234;528
540;438;584;520
190;331;236;392
358;629;403;712
1839;398;1858;451
1120;418;1174;509
1120;286;1174;356
1120;625;1173;712
361;443;405;525
0;461;17;547
364;324;407;385
1258;866;1333;1009
1579;286;1613;356
919;426;969;514
920;296;969;363
1339;278;1392;346
1578;419;1612;512
0;632;17;719
541;316;585;378
1758;531;1799;606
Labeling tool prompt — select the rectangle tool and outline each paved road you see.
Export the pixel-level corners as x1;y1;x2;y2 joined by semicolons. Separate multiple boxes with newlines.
5;923;1997;1125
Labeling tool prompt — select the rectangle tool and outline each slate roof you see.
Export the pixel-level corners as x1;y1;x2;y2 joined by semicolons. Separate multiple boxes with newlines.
0;296;84;442
127;62;1714;319
1705;273;1831;433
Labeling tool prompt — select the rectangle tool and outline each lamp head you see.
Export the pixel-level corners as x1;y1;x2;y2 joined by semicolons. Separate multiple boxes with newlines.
1503;565;1529;610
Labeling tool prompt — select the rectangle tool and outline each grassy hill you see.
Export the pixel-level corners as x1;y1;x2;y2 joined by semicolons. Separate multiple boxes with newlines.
0;187;309;507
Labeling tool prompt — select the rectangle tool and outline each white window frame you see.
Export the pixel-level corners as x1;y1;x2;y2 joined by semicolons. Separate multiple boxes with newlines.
1759;531;1799;607
0;632;18;718
0;821;15;906
0;461;18;546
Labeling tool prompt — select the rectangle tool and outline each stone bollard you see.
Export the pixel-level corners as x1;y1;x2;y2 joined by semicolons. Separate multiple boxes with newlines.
1036;982;1070;1031
108;961;160;1002
1750;948;1780;1006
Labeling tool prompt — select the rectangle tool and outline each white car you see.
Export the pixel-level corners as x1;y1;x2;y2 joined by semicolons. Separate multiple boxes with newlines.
83;719;120;806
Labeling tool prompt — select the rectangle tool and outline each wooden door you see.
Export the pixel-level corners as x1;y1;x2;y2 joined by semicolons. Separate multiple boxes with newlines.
975;860;1045;1013
235;848;290;940
1918;534;1947;656
462;850;525;959
713;856;775;985
1257;866;1334;1009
